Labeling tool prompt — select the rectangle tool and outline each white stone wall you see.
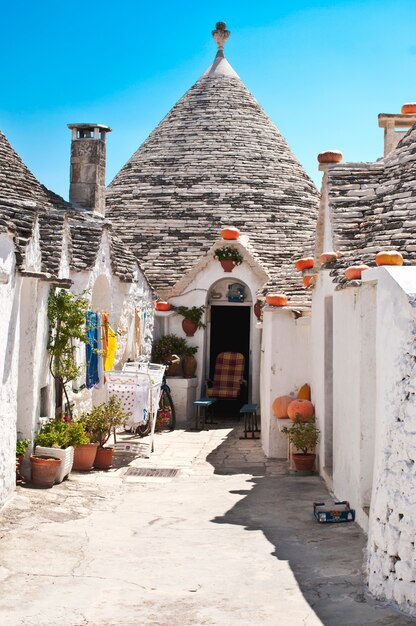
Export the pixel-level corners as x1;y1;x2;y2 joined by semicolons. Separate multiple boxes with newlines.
365;267;416;615
68;231;154;417
260;307;311;458
155;250;267;405
0;234;20;508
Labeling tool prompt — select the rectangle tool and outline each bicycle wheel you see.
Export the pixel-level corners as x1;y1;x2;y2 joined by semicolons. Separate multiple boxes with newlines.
156;388;176;432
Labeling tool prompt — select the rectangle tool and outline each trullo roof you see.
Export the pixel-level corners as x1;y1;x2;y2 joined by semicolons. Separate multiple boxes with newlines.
106;23;319;303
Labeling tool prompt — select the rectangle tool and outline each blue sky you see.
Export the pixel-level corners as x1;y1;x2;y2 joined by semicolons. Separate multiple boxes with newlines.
1;0;415;198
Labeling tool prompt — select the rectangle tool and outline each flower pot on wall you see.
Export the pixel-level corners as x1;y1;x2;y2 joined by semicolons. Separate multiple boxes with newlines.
94;447;114;470
182;319;198;337
30;455;62;488
183;355;197;378
220;259;236;272
72;443;99;471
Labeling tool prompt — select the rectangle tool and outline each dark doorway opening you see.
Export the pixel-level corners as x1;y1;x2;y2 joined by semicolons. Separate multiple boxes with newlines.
209;305;250;417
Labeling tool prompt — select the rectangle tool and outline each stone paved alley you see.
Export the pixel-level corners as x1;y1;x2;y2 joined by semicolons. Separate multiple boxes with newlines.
1;424;414;626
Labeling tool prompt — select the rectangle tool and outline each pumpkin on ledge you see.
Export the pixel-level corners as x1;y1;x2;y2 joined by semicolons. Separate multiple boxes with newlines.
266;294;288;307
221;226;240;240
295;257;314;272
344;265;370;281
155;301;171;311
375;250;403;267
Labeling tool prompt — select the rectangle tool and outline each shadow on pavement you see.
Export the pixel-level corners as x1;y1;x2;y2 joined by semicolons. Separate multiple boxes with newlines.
206;426;414;626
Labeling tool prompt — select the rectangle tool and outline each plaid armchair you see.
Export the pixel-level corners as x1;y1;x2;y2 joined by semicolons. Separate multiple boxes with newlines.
207;352;246;399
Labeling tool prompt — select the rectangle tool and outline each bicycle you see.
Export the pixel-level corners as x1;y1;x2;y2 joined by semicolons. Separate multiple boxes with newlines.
135;356;177;437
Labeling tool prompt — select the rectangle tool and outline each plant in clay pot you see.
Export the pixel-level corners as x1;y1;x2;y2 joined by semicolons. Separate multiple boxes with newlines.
172;305;206;337
214;246;243;272
152;334;189;375
79;397;129;470
182;345;198;379
34;418;87;482
16;438;30;481
30;454;62;488
282;415;320;473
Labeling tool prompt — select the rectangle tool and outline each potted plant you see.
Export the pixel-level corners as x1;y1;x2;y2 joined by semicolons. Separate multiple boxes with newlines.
16;438;30;481
282;415;320;473
79;397;129;470
34;418;87;482
152;334;189;376
214;246;243;272
182;345;198;378
172;305;206;337
30;454;62;489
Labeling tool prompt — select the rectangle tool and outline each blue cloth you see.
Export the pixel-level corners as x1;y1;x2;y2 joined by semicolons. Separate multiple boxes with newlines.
86;311;99;389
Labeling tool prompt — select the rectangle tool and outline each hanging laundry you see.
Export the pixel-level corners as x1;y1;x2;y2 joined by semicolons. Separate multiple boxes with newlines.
102;312;109;367
86;311;99;389
105;326;118;371
95;314;105;389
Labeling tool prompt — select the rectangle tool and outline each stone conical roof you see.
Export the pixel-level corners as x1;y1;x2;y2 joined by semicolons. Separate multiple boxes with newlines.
106;24;319;302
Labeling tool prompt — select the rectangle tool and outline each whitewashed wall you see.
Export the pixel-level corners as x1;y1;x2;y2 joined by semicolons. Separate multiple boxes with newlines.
365;267;416;615
69;230;154;416
260;307;311;458
157;248;267;404
0;234;20;507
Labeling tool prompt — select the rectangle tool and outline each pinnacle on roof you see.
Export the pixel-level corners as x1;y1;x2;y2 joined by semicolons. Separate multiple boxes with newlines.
212;22;230;58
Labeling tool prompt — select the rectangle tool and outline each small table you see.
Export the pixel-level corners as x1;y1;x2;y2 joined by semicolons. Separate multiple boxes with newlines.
239;403;260;439
191;398;217;430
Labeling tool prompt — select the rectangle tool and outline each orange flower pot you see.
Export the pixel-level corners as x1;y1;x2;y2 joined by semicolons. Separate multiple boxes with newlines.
73;443;99;471
155;301;171;311
317;151;343;164
30;455;62;488
94;447;114;470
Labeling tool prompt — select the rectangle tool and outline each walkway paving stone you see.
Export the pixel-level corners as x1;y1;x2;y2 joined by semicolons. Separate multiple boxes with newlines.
0;422;414;625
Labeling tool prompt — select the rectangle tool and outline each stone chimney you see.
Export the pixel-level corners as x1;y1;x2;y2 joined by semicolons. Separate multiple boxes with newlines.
378;104;416;157
67;123;111;216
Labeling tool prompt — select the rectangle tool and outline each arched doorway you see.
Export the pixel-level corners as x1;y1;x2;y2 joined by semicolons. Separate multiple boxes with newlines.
206;278;252;416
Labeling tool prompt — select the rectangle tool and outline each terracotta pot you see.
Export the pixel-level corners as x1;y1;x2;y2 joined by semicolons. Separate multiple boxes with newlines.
401;103;416;114
295;257;314;272
317;151;343;164
266;294;288;307
155;301;171;311
254;300;263;321
220;259;236;272
292;453;316;473
30;454;62;488
72;443;98;471
375;251;403;266
344;265;370;281
303;274;317;288
182;318;198;337
221;227;240;240
94;447;114;470
183;355;197;378
319;252;338;265
167;359;180;377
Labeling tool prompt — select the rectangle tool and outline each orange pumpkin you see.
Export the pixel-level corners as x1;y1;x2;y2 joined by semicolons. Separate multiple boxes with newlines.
303;274;317;288
319;251;338;265
221;227;240;240
295;257;314;272
287;399;315;422
266;294;288;307
297;384;311;401
344;265;370;281
375;251;403;267
155;301;171;311
401;103;416;114
317;150;343;164
272;395;293;419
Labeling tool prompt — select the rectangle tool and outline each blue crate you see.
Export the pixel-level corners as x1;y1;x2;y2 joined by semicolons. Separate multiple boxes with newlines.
314;501;355;523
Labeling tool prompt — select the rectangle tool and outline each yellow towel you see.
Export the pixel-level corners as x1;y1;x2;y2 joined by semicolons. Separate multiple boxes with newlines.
104;327;118;371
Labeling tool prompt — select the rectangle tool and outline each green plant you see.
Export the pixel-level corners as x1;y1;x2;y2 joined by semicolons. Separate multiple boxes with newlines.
152;334;189;364
183;345;198;357
16;438;31;456
214;246;243;265
172;305;206;329
34;418;89;449
282;415;320;455
79;396;129;447
47;289;90;419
